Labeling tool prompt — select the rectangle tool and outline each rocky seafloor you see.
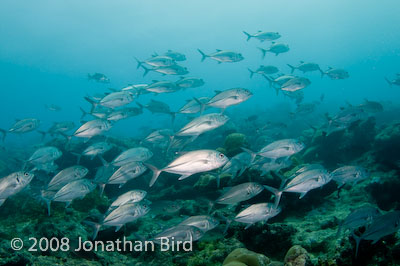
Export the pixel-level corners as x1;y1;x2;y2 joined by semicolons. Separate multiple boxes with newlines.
1;118;400;266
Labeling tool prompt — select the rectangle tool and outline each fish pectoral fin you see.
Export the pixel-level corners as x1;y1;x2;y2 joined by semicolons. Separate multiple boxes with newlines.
299;192;308;199
244;223;254;229
178;174;192;180
114;225;123;232
0;199;5;207
65;201;72;208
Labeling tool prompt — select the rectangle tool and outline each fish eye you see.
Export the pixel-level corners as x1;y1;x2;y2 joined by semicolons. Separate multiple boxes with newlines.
219;153;224;158
24;172;29;177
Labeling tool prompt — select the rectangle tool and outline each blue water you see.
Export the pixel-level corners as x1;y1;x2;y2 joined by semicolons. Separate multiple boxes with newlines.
1;0;399;145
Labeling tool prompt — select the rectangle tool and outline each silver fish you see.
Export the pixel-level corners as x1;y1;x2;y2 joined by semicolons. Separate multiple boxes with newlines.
141;64;188;76
109;190;147;209
28;146;62;166
258;42;289;58
176;113;229;139
143;129;174;146
198;49;244;63
74;119;111;139
243;31;281;42
163;50;186;61
47;179;96;215
82;142;113;159
0;171;34;206
244;139;305;161
145;80;180;94
265;168;331;207
353;211;400;257
176;77;205;89
280;77;311;92
108;162;147;187
216;182;264;205
248;65;279;78
112;147;153;166
337;206;381;237
135;55;176;69
148;149;228;187
178;215;219;232
322;67;349;80
235;203;281;229
99;91;135;108
205;88;252;112
89;202;150;239
106;106;143;122
47;166;88;191
331;165;369;188
287;62;321;73
88;73;110;83
152;225;204;244
178;97;210;114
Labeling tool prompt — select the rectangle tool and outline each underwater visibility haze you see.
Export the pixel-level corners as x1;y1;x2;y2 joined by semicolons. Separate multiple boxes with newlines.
1;0;400;265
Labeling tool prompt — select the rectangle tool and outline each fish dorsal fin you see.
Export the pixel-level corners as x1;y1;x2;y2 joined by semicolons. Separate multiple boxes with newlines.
179;76;184;80
15;118;21;122
271;41;275;44
328;67;333;70
168;49;172;52
216;49;222;52
185;99;191;102
152;80;159;83
214;90;222;94
300;61;304;64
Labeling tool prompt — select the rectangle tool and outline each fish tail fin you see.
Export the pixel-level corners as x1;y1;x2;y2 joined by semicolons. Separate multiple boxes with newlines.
275;86;280;95
262;74;273;88
197;49;207;62
98;155;109;167
257;47;267;59
145;163;162;187
40;193;52;216
140;65;152;77
351;232;362;258
166;135;175;153
170;112;176;125
263;185;283;208
243;31;252;41
214;212;232;235
84;96;98;113
134;57;143;69
83;221;102;240
287;64;296;74
0;129;7;142
79;107;88;120
136;102;144;110
241;147;257;164
98;183;106;196
385;77;392;87
71;152;82;165
193;97;206;115
247;68;256;78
